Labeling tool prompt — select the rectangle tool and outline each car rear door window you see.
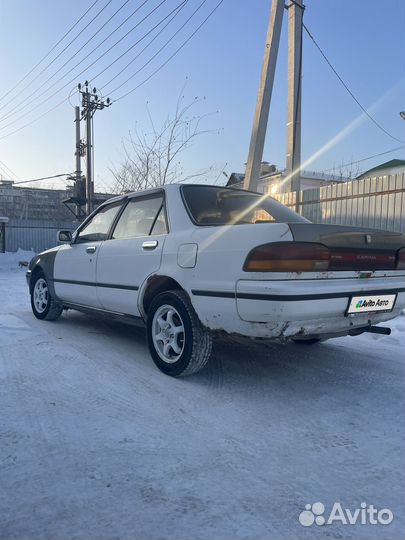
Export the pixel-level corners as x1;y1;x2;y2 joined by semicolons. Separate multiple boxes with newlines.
112;195;168;239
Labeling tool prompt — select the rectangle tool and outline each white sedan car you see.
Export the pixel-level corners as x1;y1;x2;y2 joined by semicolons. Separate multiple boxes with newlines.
27;184;405;376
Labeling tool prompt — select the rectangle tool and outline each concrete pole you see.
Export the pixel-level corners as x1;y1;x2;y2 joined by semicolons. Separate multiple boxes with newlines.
243;0;284;192
74;106;83;219
74;106;81;181
85;106;93;216
286;0;304;196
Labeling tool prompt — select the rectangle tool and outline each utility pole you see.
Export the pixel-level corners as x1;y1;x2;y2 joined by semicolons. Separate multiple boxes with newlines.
74;106;86;219
243;0;284;191
79;81;111;216
286;0;304;196
62;106;86;220
75;106;82;184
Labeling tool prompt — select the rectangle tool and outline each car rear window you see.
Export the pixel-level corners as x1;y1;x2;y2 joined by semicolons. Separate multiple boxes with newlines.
181;185;308;226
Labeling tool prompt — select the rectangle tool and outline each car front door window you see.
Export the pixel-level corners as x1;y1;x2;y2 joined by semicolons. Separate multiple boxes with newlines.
76;202;122;243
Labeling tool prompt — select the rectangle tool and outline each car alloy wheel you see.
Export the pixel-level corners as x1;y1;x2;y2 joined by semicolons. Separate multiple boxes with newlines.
147;290;212;376
30;273;63;321
33;277;49;314
151;304;185;363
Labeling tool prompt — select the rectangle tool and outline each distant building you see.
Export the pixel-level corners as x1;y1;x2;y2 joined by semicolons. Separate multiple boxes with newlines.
356;159;405;180
227;162;346;194
0;181;113;252
0;217;8;253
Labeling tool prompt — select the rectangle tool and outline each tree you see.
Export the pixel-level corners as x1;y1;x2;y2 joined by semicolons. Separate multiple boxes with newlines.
110;91;219;193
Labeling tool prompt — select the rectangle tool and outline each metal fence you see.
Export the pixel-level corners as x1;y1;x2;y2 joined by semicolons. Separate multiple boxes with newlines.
273;173;405;232
3;174;405;252
5;218;77;253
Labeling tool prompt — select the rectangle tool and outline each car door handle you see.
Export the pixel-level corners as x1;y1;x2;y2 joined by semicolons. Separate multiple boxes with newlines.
86;246;97;254
142;240;158;250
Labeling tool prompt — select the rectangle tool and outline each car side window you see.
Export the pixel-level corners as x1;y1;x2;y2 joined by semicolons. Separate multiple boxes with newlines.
76;202;122;243
112;195;168;240
150;205;168;235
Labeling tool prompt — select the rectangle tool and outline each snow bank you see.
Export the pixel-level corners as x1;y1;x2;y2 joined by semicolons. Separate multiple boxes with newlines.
0;249;35;272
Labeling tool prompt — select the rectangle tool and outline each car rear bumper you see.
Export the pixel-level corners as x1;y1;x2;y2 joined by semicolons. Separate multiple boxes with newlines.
191;275;405;338
235;276;405;323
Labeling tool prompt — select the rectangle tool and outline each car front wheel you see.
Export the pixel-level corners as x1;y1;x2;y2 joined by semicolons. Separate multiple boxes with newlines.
31;273;63;321
147;290;212;377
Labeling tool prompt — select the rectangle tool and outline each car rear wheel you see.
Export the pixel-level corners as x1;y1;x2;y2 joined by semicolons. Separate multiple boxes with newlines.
147;290;212;377
31;273;63;321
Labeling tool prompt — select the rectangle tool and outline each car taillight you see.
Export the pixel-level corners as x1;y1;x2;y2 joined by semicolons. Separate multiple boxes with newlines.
329;250;396;270
396;248;405;270
243;242;330;272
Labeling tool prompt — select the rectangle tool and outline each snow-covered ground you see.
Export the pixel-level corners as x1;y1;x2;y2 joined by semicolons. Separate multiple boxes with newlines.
1;255;404;539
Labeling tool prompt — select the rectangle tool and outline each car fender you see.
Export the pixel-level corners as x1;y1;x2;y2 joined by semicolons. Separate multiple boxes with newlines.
27;246;61;297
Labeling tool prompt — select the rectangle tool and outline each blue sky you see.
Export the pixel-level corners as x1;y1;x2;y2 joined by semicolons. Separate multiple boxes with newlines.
0;0;403;190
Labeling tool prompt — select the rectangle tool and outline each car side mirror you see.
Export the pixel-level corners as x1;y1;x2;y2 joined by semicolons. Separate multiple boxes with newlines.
57;230;73;244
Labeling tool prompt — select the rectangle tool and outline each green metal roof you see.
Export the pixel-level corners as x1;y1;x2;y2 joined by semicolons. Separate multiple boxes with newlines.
357;159;405;178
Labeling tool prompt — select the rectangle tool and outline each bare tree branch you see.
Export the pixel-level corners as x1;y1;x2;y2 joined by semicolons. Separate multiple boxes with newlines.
110;91;220;194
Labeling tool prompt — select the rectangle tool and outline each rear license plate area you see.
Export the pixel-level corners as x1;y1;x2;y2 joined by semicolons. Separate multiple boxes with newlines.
346;294;396;315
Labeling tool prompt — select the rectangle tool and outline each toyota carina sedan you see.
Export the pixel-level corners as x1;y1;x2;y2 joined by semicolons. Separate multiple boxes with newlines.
27;184;405;376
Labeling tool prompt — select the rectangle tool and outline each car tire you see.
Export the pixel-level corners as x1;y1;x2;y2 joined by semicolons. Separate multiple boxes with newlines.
31;272;63;321
146;290;212;377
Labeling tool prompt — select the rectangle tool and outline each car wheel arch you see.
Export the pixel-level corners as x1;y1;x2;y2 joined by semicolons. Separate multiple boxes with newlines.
140;275;190;317
30;265;45;292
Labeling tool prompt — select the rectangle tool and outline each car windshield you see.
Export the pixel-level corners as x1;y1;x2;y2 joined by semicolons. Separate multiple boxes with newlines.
182;185;308;226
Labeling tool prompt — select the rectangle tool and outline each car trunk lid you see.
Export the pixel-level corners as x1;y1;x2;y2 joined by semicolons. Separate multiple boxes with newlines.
288;223;405;271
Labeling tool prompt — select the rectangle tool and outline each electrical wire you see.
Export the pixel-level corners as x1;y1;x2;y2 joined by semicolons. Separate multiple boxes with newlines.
93;0;189;86
99;1;188;91
107;0;208;96
322;145;405;173
0;0;114;114
0;0;169;133
0;97;68;142
0;164;11;179
114;0;225;101
0;0;224;140
13;173;73;185
0;0;101;103
0;159;19;180
0;0;132;123
303;22;405;144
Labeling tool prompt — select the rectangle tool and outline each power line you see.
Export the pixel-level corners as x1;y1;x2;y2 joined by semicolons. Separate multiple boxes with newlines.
303;23;405;145
0;0;101;104
0;0;132;124
0;164;12;179
114;0;225;101
99;1;188;91
0;0;170;133
94;0;189;86
13;173;73;185
0;0;113;115
0;0;224;140
0;97;68;142
0;159;19;180
322;145;405;173
106;0;208;96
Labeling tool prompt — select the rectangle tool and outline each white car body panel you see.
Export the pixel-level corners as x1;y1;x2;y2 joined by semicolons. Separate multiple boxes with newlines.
36;184;404;342
54;242;101;307
95;234;166;316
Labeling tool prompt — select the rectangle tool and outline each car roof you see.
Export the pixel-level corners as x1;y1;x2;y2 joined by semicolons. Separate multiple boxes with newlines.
101;183;262;205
